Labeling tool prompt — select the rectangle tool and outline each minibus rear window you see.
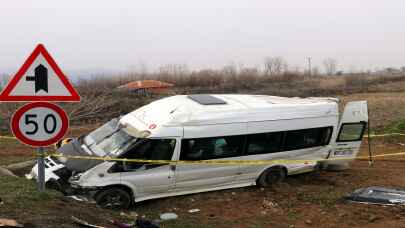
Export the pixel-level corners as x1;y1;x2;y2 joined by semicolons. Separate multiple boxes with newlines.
337;123;366;142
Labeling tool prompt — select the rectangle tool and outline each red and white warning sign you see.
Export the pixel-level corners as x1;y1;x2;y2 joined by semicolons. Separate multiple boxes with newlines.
11;102;69;147
0;44;80;102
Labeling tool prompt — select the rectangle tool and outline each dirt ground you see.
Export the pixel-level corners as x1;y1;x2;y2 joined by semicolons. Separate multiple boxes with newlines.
1;92;405;228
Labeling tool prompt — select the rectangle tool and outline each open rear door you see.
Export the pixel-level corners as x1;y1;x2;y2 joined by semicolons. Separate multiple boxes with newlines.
327;101;368;168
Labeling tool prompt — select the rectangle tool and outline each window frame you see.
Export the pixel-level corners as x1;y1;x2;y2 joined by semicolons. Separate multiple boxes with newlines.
336;122;367;142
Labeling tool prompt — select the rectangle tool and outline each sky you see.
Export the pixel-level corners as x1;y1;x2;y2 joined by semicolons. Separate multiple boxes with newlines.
0;0;404;75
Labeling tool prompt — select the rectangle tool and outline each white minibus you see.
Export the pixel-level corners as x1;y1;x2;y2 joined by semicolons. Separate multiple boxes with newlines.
29;94;368;209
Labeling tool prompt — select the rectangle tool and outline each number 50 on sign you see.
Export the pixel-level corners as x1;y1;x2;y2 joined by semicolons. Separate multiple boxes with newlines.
11;102;68;147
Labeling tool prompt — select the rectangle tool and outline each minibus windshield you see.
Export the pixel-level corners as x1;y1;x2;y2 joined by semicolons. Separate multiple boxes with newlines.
83;118;138;156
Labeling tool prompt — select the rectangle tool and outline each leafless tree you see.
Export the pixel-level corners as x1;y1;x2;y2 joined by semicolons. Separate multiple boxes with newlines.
0;103;19;131
222;63;238;76
323;58;338;75
312;66;320;76
264;56;287;76
158;64;189;76
63;93;120;122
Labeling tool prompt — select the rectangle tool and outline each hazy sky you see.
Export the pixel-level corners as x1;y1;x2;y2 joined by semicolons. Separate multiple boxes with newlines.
1;0;404;75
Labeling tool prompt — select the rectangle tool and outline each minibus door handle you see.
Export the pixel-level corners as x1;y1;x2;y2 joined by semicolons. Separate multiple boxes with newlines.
170;165;176;171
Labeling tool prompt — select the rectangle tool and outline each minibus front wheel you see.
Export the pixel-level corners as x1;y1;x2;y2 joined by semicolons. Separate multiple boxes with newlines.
257;166;287;187
95;187;132;210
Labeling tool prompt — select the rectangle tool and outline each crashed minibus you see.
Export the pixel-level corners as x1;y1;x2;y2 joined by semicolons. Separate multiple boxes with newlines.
27;94;368;209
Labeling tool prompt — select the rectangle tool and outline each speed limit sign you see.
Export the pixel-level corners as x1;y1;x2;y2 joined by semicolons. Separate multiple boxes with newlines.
11;102;69;147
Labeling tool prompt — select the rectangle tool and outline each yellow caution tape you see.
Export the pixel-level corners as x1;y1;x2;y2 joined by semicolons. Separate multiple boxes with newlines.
32;150;405;166
0;136;20;140
365;133;405;138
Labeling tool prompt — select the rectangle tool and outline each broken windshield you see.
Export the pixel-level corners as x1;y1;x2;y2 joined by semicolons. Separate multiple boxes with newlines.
83;118;138;157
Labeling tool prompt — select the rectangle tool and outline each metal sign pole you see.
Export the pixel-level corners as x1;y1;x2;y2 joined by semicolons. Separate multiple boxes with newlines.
37;147;46;191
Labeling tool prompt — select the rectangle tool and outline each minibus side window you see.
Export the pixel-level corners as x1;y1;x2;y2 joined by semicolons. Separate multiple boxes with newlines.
180;136;244;161
120;139;176;171
284;127;332;151
246;132;283;155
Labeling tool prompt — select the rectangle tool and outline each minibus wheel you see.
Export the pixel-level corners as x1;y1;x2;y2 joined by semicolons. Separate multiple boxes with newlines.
95;187;132;210
257;166;286;187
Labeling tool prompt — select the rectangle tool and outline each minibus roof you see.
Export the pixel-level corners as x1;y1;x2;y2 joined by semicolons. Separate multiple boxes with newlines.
121;94;339;130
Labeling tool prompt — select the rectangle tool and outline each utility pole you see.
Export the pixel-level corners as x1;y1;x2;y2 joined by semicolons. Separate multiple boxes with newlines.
307;57;312;76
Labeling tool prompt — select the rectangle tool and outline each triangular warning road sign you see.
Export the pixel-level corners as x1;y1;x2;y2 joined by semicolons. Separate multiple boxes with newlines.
0;44;80;102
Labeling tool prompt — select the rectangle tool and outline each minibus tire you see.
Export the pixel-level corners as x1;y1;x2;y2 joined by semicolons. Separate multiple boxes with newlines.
257;167;286;187
95;187;132;210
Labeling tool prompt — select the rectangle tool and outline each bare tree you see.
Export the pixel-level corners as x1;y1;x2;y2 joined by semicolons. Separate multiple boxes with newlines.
311;67;320;76
323;58;337;75
0;103;19;131
222;63;238;76
263;56;287;76
158;64;189;76
64;93;120;122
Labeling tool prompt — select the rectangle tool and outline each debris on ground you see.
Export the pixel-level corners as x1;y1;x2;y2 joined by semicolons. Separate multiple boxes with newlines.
71;216;106;228
345;186;405;205
0;167;18;178
120;212;138;219
369;214;379;223
159;213;178;221
0;218;24;227
188;208;200;213
262;198;278;209
135;218;160;228
66;195;90;202
111;220;134;228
